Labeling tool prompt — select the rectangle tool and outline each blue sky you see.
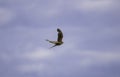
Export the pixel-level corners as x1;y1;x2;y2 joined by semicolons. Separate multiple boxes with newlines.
0;0;120;77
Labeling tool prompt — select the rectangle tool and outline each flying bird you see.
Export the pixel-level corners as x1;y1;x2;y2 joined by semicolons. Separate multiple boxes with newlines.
46;28;64;48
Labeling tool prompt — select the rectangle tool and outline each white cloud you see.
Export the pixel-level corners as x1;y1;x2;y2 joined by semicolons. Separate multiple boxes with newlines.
68;0;114;12
15;47;55;73
23;48;55;60
20;0;64;20
81;0;112;10
17;63;45;73
16;49;120;73
78;50;120;67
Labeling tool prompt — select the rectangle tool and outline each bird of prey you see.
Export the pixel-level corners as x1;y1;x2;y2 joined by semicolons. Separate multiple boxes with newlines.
46;28;64;48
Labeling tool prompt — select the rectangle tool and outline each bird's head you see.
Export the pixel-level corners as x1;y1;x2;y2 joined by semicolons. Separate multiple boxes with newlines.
57;28;61;32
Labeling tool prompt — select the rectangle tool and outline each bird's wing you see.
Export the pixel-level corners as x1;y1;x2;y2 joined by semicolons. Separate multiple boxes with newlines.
57;29;63;42
46;39;57;44
50;45;57;48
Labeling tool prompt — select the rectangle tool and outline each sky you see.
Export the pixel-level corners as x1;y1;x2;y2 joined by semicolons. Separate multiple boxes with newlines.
0;0;120;77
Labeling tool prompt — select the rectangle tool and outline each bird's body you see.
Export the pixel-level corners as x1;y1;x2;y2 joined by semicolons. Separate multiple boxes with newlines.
46;28;64;48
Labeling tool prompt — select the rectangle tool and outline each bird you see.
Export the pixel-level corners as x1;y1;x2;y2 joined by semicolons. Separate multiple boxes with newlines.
46;28;64;48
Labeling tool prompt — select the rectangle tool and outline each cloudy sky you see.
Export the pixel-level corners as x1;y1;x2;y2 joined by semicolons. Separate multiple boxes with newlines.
0;0;120;77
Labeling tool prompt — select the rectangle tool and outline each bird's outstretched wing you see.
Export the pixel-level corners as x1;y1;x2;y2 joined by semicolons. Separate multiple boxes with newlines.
46;39;57;44
50;45;57;48
57;28;63;42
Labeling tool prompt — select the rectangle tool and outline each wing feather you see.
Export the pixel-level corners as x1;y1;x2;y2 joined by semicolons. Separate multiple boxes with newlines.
57;29;63;42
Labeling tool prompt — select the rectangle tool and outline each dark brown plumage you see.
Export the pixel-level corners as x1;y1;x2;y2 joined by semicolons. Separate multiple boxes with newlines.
57;28;63;42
